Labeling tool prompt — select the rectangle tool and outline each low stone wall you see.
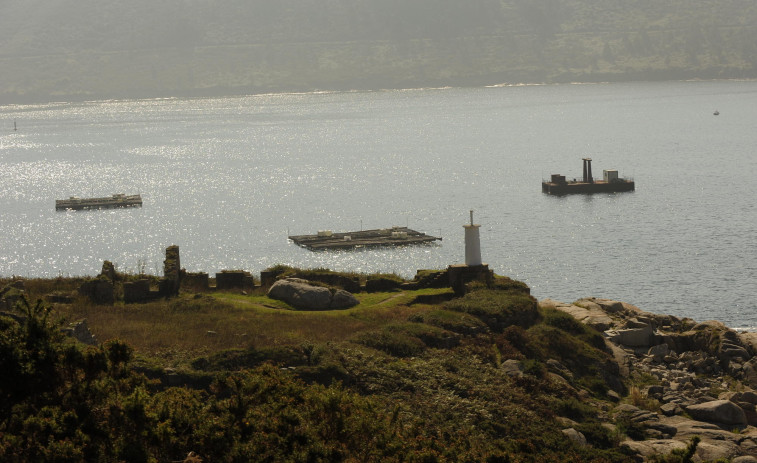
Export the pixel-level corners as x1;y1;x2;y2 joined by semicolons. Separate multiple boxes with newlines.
79;276;114;305
124;279;152;303
215;271;254;290
183;272;209;291
365;276;402;293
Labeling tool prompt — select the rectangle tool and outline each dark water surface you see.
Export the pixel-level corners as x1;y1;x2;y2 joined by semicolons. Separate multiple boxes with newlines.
1;81;756;327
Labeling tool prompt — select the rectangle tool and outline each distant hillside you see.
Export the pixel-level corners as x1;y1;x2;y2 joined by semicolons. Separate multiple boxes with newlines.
2;0;757;103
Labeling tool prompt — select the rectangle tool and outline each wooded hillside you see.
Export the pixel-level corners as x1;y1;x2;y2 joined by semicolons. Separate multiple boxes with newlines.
2;0;756;103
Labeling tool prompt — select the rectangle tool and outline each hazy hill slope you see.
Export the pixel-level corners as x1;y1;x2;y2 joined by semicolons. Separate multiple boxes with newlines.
1;0;756;103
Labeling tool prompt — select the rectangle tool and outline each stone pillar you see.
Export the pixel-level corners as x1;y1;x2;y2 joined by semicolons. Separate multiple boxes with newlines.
161;245;181;297
101;260;117;281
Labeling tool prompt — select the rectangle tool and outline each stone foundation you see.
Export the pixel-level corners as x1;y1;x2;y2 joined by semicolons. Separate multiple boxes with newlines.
215;270;254;290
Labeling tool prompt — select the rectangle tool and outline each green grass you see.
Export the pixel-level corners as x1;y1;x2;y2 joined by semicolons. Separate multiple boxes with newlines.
41;284;454;367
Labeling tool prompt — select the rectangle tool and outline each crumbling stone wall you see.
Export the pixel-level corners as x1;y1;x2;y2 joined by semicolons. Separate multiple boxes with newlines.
183;272;209;291
79;276;115;305
101;260;117;282
260;270;277;289
365;276;402;293
61;319;97;345
124;279;151;303
448;264;493;296
160;245;181;297
215;270;254;290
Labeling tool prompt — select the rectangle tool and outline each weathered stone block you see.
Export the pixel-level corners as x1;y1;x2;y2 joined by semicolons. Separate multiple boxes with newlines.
267;278;358;310
216;270;253;290
183;272;209;291
79;277;114;305
685;400;747;426
365;276;402;293
161;245;181;297
124;279;151;303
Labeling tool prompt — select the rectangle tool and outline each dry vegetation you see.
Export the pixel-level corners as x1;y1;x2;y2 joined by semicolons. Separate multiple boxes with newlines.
0;271;659;461
6;276;453;366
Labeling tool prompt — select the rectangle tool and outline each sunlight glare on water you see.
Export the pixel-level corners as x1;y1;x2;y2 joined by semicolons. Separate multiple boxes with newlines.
1;81;756;328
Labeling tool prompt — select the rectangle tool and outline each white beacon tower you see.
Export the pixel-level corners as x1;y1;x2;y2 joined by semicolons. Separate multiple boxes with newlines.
464;210;482;266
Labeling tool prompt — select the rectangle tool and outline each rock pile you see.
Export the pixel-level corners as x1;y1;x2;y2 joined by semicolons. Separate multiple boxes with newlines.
267;278;359;310
542;297;757;462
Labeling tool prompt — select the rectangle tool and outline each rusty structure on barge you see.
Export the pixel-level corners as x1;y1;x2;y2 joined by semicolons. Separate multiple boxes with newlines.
542;158;634;195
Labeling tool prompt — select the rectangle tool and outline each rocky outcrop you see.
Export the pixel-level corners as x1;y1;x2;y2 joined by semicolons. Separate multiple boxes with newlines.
540;298;614;332
542;296;757;461
61;319;97;345
267;278;359;310
686;400;747;426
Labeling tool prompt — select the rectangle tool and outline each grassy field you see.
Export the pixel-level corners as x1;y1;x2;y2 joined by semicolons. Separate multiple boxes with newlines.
5;277;454;367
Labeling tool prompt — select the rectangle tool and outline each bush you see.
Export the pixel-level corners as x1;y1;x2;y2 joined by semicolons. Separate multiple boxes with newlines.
542;308;585;334
352;323;443;357
444;289;538;332
554;397;595;421
408;309;487;336
576;420;621;449
488;275;531;294
357;330;425;357
190;346;307;371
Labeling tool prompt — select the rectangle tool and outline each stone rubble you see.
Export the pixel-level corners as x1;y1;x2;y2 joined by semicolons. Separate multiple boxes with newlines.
541;297;757;462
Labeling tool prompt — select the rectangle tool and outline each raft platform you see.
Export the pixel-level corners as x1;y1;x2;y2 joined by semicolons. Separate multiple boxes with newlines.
541;178;635;195
55;193;143;211
542;158;634;195
289;227;442;250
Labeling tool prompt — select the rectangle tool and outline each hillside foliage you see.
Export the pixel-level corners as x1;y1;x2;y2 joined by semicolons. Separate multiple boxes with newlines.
0;273;641;462
1;0;756;103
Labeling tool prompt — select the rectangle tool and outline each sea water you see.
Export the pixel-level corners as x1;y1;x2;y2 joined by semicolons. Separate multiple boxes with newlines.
1;81;756;328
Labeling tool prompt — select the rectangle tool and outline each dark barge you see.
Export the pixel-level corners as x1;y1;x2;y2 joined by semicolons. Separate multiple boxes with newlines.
289;226;442;250
542;158;634;195
55;193;143;211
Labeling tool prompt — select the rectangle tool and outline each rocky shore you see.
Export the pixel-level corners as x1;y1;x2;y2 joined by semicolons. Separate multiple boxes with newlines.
541;297;757;462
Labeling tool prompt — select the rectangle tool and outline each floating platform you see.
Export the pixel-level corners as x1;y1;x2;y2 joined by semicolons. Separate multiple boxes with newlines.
55;193;143;211
289;227;442;250
541;178;635;195
542;158;634;195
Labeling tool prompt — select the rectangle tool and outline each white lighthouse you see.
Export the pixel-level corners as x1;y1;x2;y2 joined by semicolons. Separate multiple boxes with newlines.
464;210;482;266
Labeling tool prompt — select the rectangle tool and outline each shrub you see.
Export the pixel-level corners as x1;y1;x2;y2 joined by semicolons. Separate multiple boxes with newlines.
575;420;621;449
191;346;307;371
554;397;595;421
444;289;538;332
542;307;606;350
628;386;660;411
408;309;487;336
488;275;531;294
353;321;461;357
542;307;585;334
